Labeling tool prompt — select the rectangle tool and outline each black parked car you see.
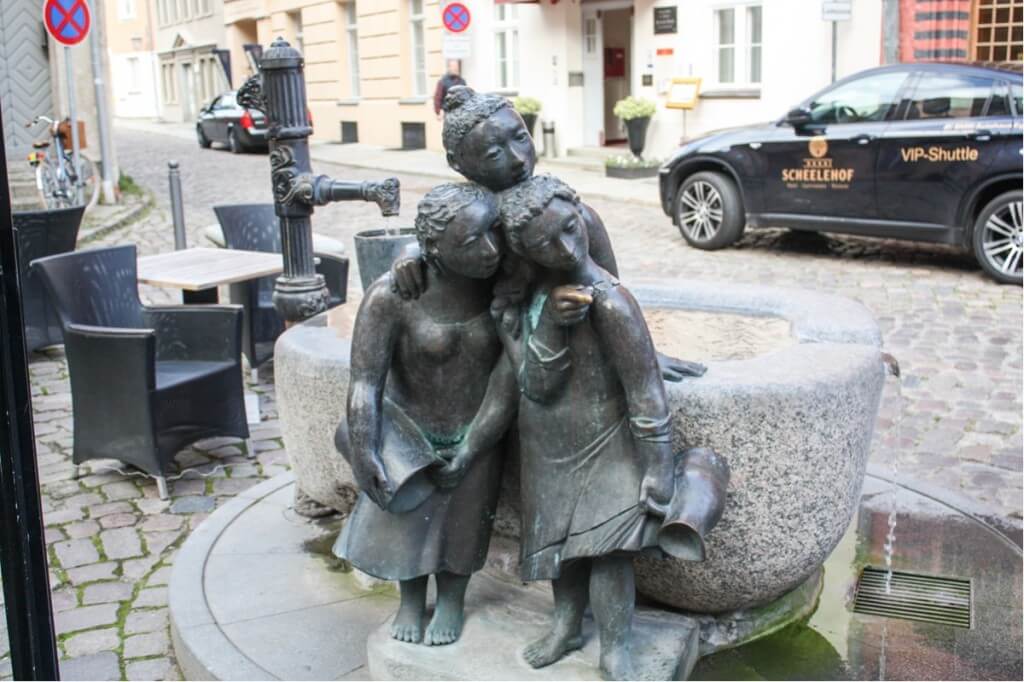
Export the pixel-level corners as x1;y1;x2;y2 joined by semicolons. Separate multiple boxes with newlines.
196;91;268;153
659;63;1023;284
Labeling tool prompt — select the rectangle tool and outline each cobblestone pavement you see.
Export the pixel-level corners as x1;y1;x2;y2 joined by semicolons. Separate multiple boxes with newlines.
6;126;1019;680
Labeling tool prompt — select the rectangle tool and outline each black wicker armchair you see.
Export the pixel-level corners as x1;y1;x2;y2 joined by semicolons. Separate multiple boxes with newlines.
32;245;251;499
12;206;85;352
213;203;349;372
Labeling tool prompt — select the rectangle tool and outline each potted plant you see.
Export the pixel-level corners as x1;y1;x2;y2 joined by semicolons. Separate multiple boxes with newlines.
513;96;542;138
613;96;657;159
604;154;662;179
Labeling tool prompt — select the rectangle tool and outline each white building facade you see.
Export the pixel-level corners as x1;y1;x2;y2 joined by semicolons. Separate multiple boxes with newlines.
107;0;161;118
491;0;883;158
155;0;231;122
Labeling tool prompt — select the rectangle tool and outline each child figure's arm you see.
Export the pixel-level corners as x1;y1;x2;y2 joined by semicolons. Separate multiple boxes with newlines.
590;283;675;514
432;353;519;488
514;286;591;404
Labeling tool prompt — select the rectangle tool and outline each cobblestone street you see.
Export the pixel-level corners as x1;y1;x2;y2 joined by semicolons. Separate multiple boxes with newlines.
8;125;1021;680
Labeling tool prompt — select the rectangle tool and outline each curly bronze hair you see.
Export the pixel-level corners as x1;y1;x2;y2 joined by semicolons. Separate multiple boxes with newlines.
497;175;579;255
441;85;512;156
414;183;496;262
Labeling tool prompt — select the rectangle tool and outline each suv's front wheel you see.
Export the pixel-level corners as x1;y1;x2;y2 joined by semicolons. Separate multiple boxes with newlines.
674;171;745;250
972;190;1022;285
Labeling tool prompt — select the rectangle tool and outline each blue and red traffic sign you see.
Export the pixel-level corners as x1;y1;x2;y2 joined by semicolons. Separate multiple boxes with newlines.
43;0;91;46
442;2;471;33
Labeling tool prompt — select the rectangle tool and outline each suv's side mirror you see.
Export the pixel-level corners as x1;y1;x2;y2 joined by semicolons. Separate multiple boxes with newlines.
784;107;813;129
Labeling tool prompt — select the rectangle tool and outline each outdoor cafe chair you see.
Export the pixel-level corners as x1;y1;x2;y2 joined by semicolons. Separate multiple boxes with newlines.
32;244;251;499
12;206;85;353
213;203;349;372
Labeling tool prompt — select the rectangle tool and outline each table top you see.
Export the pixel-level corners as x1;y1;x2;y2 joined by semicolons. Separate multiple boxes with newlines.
137;248;284;291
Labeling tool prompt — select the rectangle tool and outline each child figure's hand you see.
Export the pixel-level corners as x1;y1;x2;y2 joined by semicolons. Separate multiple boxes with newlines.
429;444;474;490
389;242;426;300
639;459;674;517
543;285;593;326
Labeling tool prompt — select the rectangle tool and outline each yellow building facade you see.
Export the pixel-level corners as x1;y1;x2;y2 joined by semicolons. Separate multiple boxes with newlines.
224;0;446;150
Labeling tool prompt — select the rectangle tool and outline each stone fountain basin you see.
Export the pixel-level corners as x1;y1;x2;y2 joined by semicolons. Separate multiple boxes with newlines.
275;279;885;615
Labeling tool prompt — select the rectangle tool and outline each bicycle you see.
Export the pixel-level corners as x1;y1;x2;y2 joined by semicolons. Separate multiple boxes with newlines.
25;115;99;212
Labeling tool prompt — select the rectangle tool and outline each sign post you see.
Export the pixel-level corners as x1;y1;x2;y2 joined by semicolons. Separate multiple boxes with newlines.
441;2;471;60
43;0;91;204
821;0;852;82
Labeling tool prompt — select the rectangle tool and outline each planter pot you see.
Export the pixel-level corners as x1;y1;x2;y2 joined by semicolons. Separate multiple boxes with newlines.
606;165;660;179
625;116;651;158
353;228;417;291
520;113;538;138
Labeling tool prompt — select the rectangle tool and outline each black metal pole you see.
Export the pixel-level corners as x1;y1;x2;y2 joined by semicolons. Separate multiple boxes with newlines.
0;98;61;678
237;37;399;325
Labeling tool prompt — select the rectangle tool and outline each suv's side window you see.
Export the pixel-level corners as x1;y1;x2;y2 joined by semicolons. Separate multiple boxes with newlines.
903;74;997;119
807;71;908;124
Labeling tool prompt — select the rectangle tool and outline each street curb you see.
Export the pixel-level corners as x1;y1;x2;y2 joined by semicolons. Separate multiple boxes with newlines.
78;190;155;244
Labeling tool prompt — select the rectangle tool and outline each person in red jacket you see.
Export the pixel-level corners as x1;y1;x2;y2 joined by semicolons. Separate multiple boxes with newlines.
433;60;466;120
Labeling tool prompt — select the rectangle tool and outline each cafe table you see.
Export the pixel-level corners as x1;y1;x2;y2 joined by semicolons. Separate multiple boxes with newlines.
136;247;284;304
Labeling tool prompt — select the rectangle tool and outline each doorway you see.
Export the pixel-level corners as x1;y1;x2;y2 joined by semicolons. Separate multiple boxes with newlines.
581;2;633;147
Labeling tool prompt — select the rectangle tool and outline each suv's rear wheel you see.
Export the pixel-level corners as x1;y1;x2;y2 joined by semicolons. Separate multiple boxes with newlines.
674;171;745;250
228;128;243;154
972;190;1022;285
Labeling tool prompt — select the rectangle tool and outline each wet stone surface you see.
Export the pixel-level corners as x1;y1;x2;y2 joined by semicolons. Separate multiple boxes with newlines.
0;125;1018;680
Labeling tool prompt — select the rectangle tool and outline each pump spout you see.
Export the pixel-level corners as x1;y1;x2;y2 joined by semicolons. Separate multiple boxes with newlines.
314;177;401;216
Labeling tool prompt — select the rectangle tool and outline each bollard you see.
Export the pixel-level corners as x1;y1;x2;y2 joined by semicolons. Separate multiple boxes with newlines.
542;121;557;159
168;161;187;250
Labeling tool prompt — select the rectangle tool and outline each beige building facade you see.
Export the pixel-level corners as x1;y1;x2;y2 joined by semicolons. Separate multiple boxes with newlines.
155;0;231;122
224;0;449;149
107;0;161;118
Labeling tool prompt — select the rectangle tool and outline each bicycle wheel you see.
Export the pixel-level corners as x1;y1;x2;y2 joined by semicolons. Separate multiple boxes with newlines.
76;156;100;211
36;158;73;209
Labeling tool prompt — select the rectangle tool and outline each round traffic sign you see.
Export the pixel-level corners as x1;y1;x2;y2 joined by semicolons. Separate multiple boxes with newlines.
442;2;471;33
44;0;91;46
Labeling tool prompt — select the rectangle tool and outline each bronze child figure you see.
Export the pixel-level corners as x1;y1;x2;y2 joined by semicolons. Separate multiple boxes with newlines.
333;183;507;646
498;175;677;680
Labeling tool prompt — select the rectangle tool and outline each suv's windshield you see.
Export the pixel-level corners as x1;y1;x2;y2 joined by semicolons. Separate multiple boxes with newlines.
808;71;908;124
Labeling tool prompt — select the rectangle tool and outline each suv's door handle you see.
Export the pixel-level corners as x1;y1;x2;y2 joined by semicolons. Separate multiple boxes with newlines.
853;134;874;145
967;129;993;142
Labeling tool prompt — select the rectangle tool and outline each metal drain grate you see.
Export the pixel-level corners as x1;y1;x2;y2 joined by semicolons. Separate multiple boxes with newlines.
852;567;972;628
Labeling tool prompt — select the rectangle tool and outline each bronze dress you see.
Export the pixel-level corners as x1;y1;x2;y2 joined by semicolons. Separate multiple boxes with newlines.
515;281;662;581
333;310;505;581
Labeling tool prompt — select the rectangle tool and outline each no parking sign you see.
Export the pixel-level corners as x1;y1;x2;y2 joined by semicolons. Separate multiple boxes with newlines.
43;0;91;46
442;2;471;33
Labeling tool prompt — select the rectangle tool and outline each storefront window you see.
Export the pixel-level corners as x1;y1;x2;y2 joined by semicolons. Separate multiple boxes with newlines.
410;0;427;96
716;8;736;83
714;4;762;87
495;5;520;90
973;0;1023;65
347;2;361;98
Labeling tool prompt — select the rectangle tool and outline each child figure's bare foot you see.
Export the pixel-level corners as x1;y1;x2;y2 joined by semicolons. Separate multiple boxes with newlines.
390;577;427;644
425;572;470;646
599;642;635;681
522;629;583;668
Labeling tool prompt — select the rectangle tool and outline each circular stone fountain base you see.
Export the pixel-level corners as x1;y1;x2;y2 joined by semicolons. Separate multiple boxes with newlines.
170;472;1022;681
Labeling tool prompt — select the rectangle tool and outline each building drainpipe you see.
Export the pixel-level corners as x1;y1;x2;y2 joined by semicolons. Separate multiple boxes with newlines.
88;0;118;204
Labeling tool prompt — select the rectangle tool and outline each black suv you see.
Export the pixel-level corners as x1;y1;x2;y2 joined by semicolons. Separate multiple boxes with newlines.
659;63;1023;284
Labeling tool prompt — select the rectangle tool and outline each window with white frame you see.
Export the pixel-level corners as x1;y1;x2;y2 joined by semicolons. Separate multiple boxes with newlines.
127;57;140;92
289;11;304;53
178;0;190;22
714;3;762;86
119;0;135;21
161;63;177;103
494;4;519;90
346;2;361;98
409;0;427;96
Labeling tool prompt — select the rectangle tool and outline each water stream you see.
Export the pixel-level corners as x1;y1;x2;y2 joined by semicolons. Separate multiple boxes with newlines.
881;362;904;596
383;215;398;237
